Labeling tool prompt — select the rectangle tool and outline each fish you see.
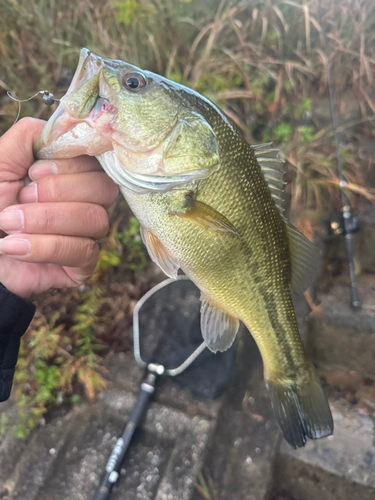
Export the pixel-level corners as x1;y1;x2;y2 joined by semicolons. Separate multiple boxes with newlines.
35;48;333;448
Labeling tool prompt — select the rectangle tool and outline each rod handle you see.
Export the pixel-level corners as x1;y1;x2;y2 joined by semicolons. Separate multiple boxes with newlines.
344;232;361;310
350;284;361;311
128;373;156;426
91;371;157;500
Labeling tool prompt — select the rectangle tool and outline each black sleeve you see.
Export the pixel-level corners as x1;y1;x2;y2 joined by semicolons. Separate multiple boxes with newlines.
0;283;36;402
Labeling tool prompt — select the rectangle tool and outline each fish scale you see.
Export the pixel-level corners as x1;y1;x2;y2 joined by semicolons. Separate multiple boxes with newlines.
35;48;333;448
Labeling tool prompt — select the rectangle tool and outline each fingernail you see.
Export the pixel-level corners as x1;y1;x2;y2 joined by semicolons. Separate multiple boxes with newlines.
0;208;24;233
0;238;31;256
29;161;57;181
19;183;38;203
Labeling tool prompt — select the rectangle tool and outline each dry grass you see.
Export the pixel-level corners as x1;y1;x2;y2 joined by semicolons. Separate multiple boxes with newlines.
1;0;374;214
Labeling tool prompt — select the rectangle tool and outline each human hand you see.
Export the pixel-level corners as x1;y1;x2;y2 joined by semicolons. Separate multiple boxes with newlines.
0;117;119;298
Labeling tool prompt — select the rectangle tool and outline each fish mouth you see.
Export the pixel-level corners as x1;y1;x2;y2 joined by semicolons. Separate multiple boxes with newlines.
34;48;115;159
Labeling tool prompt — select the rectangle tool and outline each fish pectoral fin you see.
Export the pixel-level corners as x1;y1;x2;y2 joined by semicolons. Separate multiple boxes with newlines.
140;227;179;279
200;295;239;352
173;196;240;236
286;222;321;294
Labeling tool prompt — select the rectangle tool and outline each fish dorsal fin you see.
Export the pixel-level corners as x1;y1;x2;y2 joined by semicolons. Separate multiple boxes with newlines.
200;295;239;353
286;222;321;294
251;143;286;215
252;143;319;292
140;227;179;279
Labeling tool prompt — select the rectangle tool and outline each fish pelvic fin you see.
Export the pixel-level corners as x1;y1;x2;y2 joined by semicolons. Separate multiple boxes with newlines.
140;227;180;279
265;365;333;448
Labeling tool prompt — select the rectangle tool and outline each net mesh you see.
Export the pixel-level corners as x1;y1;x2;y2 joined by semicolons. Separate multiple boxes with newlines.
137;279;236;399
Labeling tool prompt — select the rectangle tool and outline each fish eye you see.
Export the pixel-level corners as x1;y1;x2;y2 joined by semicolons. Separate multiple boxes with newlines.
123;72;146;91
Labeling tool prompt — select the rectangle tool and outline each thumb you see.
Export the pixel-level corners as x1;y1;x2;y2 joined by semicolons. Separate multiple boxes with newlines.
0;118;46;211
0;117;46;183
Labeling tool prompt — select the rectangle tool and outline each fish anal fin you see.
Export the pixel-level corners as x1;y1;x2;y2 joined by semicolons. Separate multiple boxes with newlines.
200;295;239;352
286;222;320;294
173;196;239;236
140;227;179;279
266;366;333;448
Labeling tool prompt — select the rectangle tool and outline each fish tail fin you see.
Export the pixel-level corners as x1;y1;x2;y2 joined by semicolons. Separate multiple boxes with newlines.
265;365;333;448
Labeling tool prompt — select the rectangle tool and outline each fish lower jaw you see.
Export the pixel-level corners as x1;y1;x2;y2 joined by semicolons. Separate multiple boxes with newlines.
35;104;116;159
36;121;113;160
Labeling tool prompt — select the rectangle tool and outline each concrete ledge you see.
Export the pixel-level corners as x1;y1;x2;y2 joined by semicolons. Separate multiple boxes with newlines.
307;279;375;377
279;399;375;490
0;355;217;500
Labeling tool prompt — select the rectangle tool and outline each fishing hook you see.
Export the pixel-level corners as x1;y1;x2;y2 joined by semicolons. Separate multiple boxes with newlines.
7;90;60;125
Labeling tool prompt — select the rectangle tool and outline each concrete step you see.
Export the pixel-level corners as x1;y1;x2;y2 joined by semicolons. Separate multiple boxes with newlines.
0;401;28;497
0;355;218;500
274;399;375;500
307;275;375;378
191;332;281;500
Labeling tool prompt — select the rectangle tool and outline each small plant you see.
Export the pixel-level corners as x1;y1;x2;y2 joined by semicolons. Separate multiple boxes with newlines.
0;414;9;435
297;125;314;143
118;217;147;272
295;97;312;120
273;122;293;143
113;0;153;26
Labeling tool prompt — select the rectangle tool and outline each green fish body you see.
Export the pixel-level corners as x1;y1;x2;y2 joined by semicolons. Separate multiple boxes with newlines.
35;48;333;447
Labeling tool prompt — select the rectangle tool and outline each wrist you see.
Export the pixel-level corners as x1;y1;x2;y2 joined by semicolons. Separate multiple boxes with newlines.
0;282;36;402
0;280;32;300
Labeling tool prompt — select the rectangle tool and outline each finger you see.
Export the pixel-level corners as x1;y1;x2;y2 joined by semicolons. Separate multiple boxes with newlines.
63;265;99;285
0;117;45;182
0;203;109;240
0;118;45;210
29;155;102;181
0;233;99;270
18;171;119;208
0;180;25;213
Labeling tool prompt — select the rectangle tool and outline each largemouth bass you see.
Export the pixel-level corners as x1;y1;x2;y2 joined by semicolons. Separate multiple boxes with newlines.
35;48;333;448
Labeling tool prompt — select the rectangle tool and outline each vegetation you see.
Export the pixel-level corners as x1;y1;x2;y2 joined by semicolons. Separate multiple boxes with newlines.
0;0;374;434
10;210;149;437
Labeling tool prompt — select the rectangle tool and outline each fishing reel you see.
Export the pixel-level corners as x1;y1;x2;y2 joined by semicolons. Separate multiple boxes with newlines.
324;210;361;310
326;212;360;240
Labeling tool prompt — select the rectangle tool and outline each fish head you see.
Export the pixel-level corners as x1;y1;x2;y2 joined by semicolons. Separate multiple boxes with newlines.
35;48;220;189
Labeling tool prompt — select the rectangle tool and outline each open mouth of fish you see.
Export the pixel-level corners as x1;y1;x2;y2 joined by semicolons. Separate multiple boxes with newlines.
34;49;119;159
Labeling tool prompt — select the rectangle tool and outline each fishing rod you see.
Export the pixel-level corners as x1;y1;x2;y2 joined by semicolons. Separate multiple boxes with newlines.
318;2;361;310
